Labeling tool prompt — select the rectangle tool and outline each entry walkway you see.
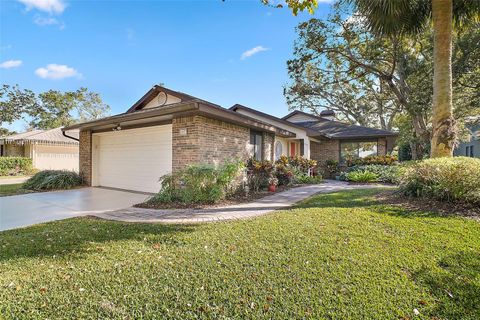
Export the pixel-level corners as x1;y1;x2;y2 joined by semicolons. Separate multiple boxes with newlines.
92;180;391;224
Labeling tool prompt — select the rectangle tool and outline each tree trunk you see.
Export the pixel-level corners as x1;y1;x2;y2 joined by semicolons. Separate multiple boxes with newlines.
431;0;455;157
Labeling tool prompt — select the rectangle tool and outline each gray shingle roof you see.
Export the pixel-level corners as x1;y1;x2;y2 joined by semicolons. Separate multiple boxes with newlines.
296;120;398;139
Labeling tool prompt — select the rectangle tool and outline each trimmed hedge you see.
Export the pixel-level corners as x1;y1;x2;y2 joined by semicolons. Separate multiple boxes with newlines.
400;157;480;204
0;157;33;176
341;164;403;184
23;170;83;191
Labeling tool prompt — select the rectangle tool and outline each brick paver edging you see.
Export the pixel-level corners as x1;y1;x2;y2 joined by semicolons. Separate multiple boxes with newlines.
91;180;392;224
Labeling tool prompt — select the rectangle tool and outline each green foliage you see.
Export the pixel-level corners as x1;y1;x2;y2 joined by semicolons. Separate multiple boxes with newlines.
0;157;33;176
294;174;323;184
246;158;275;192
148;160;245;205
345;170;379;183
346;155;398;167
0;85;110;129
23;170;83;191
2;188;479;319
342;164;403;184
400;157;480;204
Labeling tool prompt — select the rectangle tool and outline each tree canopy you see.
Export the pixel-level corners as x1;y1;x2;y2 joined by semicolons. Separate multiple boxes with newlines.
0;86;110;130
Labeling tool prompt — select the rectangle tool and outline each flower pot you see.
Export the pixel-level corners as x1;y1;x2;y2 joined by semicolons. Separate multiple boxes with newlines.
268;184;276;192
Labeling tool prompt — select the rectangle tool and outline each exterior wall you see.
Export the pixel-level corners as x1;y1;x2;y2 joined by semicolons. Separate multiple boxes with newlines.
310;139;340;163
454;123;480;158
79;130;92;185
4;143;25;157
378;138;387;156
262;132;274;161
172;115;252;171
143;92;182;109
234;108;311;159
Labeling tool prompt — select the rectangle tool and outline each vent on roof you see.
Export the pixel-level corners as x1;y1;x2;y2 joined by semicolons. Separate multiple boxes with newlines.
320;109;335;121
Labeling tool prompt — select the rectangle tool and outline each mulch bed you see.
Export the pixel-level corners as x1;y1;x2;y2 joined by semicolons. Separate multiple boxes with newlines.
135;185;297;210
376;189;480;221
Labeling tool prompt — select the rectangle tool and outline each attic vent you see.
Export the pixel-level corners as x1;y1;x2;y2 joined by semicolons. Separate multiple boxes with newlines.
320;110;335;121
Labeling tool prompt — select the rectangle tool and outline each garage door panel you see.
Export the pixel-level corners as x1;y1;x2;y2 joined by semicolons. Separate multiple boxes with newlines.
93;125;172;193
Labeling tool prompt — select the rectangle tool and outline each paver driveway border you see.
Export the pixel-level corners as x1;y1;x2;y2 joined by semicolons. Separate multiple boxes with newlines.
92;180;393;224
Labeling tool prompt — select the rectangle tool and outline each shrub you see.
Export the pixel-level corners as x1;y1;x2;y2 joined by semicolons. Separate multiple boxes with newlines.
246;159;275;192
294;175;323;184
148;160;245;205
0;157;34;176
399;157;480;204
345;170;379;183
275;163;294;186
275;156;318;185
23;170;83;190
341;164;403;184
346;155;398;167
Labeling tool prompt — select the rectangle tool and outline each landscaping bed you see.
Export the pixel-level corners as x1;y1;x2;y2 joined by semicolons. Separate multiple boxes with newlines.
1;188;479;319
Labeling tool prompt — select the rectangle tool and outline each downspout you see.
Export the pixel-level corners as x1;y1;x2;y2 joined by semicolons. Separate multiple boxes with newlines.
62;130;79;142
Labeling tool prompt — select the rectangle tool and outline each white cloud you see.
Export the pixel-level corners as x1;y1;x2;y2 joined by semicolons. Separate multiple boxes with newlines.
0;60;23;69
35;64;81;79
240;46;269;60
18;0;66;14
34;16;64;28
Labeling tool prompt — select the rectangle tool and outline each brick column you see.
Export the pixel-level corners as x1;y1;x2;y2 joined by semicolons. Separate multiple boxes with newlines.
262;132;274;161
79;130;92;186
378;138;387;156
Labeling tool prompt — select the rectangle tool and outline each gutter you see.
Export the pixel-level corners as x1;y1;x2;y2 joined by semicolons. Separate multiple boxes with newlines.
62;130;79;142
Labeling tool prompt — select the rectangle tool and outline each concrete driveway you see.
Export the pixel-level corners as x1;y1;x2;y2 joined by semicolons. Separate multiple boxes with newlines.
0;188;149;232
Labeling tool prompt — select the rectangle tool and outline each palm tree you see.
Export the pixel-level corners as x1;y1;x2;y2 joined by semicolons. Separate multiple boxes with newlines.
350;0;479;157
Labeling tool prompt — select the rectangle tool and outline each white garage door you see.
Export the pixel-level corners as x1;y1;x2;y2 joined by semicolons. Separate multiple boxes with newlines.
92;125;172;193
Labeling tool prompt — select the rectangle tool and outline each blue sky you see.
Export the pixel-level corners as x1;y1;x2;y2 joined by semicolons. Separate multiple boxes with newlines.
1;0;333;131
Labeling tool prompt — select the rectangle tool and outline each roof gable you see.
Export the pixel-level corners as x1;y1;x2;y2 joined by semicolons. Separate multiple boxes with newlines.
126;85;199;113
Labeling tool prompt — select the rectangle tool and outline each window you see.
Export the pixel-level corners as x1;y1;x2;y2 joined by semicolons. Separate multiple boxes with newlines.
0;145;3;156
340;141;378;162
275;141;283;160
250;131;263;161
466;145;474;157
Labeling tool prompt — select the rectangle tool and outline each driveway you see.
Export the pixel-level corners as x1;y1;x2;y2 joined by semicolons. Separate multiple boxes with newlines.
0;188;149;232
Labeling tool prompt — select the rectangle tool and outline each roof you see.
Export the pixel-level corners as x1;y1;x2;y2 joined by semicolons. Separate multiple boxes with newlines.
229;104;321;137
1;127;79;145
282;110;397;139
64;100;296;138
126;85;202;113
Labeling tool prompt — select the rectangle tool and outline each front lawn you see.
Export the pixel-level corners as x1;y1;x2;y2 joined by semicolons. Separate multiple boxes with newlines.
0;183;26;197
0;189;478;319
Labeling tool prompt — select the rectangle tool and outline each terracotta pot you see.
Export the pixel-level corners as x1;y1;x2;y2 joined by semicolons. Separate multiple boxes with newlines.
268;184;276;192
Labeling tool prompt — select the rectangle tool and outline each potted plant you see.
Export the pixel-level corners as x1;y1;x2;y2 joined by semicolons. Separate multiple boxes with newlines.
268;175;278;192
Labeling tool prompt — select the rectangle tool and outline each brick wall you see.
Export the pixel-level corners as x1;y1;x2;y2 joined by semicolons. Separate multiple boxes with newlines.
5;144;25;157
79;130;92;185
262;132;274;161
310;139;340;163
172;115;252;171
378;138;387;155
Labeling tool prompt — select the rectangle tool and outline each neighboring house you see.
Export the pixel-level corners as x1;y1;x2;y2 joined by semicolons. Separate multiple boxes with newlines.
64;85;397;193
0;127;79;171
454;118;480;158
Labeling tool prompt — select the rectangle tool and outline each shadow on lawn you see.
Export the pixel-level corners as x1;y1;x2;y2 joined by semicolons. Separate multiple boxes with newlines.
0;217;196;262
413;251;480;319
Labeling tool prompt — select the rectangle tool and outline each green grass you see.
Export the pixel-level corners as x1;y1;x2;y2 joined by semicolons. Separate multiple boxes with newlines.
0;183;26;197
0;188;479;319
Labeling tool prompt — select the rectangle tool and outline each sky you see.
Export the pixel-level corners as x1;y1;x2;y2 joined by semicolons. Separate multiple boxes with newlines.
0;0;334;132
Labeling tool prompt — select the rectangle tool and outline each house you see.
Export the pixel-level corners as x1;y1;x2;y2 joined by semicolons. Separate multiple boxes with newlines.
454;117;479;158
0;127;79;171
63;85;397;193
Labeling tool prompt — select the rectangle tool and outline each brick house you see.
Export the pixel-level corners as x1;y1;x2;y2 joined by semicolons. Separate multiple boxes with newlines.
63;86;397;193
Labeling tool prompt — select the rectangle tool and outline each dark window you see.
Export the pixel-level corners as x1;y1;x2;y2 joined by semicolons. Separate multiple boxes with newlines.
0;145;3;156
250;131;263;161
466;146;470;156
470;146;474;157
340;141;378;162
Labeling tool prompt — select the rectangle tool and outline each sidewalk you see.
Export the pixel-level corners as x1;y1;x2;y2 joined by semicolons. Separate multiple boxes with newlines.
92;180;391;224
0;176;31;185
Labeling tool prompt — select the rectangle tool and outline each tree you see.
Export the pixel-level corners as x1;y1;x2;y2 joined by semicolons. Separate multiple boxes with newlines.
285;6;432;158
0;85;37;126
0;86;110;130
349;0;480;157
